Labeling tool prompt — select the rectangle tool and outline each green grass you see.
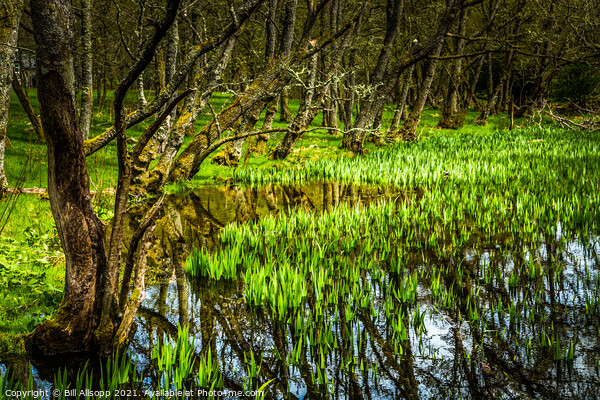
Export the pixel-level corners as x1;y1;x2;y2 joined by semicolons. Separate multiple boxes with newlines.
0;88;580;351
0;196;63;336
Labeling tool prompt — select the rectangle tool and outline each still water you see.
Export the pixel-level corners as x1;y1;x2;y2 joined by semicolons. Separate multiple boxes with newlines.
3;181;600;399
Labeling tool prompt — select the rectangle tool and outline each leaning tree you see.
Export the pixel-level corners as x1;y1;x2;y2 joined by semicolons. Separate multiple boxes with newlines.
26;0;180;355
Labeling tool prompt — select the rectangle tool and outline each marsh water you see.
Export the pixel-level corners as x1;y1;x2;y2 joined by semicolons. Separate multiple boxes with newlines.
4;181;600;399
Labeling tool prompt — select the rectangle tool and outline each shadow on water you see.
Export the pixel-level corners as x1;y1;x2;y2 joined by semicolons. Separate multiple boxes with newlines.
3;181;600;399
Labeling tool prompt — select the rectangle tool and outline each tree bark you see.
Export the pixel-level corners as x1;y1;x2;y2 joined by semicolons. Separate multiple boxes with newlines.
278;0;298;122
27;0;180;355
130;18;179;189
253;0;280;154
0;0;22;197
387;65;414;135
321;0;339;131
270;49;319;160
145;33;240;193
98;0;180;353
474;13;523;125
26;0;108;354
136;1;148;107
83;0;266;156
79;0;93;140
464;54;485;109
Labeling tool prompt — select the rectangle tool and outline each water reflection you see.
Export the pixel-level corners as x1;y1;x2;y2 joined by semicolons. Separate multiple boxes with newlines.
133;235;600;399
4;181;599;399
124;181;600;399
125;182;402;280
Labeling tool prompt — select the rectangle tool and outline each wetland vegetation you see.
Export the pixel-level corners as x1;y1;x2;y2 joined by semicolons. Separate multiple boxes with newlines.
1;0;600;399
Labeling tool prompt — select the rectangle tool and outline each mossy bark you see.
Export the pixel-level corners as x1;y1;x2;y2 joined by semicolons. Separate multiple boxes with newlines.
27;0;179;356
169;56;292;181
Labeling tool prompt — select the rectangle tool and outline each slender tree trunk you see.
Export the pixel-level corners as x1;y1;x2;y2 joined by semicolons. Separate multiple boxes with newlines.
79;0;93;140
321;0;339;130
0;0;22;197
253;0;280;154
168;59;290;182
464;54;485;109
342;0;403;152
270;50;319;160
146;34;240;193
474;46;518;125
278;0;298;122
342;49;358;131
136;1;148;107
254;97;278;154
131;19;179;188
395;40;445;141
219;100;265;166
387;65;414;135
12;73;43;142
438;7;468;129
27;0;108;354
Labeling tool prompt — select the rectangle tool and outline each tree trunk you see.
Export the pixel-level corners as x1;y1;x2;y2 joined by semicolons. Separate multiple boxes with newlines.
79;0;93;140
278;0;298;122
438;7;468;129
254;97;278;154
387;65;414;135
474;46;518;125
136;1;148;107
342;49;358;131
26;0;109;354
279;89;291;122
341;0;403;152
12;73;44;142
270;50;319;160
146;33;240;193
395;39;444;141
131;19;179;188
27;0;180;355
321;0;339;131
252;0;280;154
0;0;22;197
168;58;291;181
220;99;266;166
464;54;485;109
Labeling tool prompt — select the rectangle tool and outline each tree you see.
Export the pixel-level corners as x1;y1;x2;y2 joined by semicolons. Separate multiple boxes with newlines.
26;0;179;355
0;0;22;198
79;0;93;140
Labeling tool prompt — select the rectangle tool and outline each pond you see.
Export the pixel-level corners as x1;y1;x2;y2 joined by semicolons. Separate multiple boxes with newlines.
2;180;599;399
